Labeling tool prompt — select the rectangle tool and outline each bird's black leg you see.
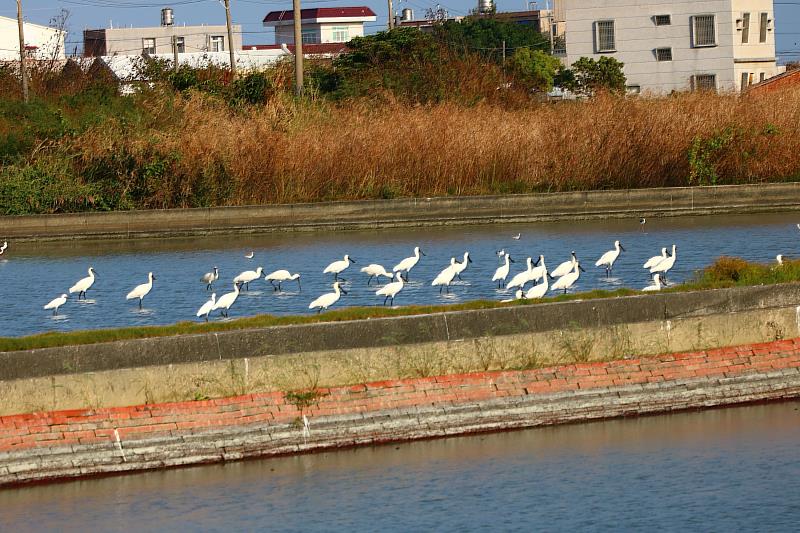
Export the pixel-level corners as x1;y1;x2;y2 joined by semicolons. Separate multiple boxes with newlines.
139;299;143;309
367;275;373;286
384;296;389;306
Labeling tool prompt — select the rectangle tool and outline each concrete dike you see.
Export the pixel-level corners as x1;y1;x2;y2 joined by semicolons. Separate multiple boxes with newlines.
4;182;800;240
3;283;800;485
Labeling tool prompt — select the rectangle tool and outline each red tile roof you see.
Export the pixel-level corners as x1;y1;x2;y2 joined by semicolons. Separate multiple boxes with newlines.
263;7;376;23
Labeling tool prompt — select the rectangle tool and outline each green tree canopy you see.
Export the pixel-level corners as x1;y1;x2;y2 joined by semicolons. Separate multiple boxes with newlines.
436;16;549;63
559;56;627;96
509;49;562;92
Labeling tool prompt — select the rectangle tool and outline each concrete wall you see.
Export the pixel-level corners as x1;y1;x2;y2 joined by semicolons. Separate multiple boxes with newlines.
2;283;799;415
0;15;64;61
4;182;800;241
94;25;242;55
2;338;799;486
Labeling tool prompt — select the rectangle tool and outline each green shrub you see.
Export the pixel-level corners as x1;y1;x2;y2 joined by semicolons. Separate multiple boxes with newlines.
0;160;100;215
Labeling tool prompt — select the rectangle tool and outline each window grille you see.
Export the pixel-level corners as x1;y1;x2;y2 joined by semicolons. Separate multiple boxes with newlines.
654;15;671;26
655;47;673;61
741;13;750;43
692;15;716;47
595;20;616;52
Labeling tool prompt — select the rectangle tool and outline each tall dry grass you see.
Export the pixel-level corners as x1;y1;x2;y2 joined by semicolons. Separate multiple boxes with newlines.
69;87;800;208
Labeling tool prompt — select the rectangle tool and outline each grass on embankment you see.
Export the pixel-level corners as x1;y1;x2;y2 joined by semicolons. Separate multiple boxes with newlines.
1;257;797;353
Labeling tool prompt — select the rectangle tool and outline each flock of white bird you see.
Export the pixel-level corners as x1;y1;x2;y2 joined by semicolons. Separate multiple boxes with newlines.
0;236;684;320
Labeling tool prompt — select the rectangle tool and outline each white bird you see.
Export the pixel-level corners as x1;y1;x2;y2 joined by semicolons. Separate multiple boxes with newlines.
512;233;521;240
377;272;405;305
501;289;524;303
213;283;240;317
244;251;255;259
551;251;578;278
492;253;515;288
196;293;216;321
643;248;668;270
324;255;356;281
432;258;458;294
551;262;585;294
528;255;547;284
0;241;7;255
596;240;625;277
309;281;347;313
642;274;665;292
776;254;784;265
393;247;425;280
360;264;393;285
496;249;506;262
265;269;301;292
507;257;535;290
640;217;646;231
796;224;800;232
234;267;263;290
650;244;677;282
451;252;472;280
43;294;68;315
201;267;219;290
126;272;156;309
525;270;549;299
69;266;97;300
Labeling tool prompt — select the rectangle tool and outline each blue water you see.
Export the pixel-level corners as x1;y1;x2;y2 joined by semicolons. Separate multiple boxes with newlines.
2;401;798;531
2;212;800;337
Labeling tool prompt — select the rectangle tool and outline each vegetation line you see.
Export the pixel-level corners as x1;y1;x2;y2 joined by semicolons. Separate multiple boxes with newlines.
0;257;796;353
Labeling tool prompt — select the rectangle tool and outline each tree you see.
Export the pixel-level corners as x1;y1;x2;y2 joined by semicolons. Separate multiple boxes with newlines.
559;56;627;96
509;48;562;92
435;17;549;64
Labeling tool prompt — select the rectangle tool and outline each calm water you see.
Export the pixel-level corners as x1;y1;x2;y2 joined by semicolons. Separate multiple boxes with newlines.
2;213;800;337
2;401;799;531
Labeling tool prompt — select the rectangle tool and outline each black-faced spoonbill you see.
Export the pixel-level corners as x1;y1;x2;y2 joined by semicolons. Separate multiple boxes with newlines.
643;248;668;270
501;289;524;303
265;269;301;292
393;247;425;280
528;255;547;285
201;267;219;290
507;257;535;290
213;283;240;317
525;270;549;299
596;240;625;278
451;252;472;280
377;272;405;305
650;244;676;282
196;293;216;321
309;281;347;313
551;262;585;294
360;264;393;285
551;251;577;278
44;294;68;315
126;272;156;309
234;267;264;290
431;258;458;294
324;255;356;281
776;255;785;265
69;267;97;300
492;253;515;288
642;274;665;292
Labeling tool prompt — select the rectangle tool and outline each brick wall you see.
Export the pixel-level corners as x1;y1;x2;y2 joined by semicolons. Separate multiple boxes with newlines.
2;338;800;485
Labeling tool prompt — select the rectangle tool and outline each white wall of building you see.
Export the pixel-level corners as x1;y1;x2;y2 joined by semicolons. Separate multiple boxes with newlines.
275;22;365;44
560;0;779;93
0;15;65;61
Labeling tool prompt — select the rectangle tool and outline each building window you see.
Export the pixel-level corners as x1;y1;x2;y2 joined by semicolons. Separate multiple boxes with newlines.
595;20;616;53
759;13;769;43
301;29;319;44
741;72;750;90
626;85;641;95
692;74;717;91
142;37;156;54
655;47;673;62
210;35;225;52
741;13;750;43
692;15;716;47
653;14;671;26
760;72;766;82
176;37;185;53
331;26;350;43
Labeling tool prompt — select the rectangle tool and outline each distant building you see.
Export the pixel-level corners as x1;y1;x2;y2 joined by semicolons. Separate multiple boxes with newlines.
0;15;65;61
747;66;800;94
83;8;241;57
556;0;782;93
262;7;377;45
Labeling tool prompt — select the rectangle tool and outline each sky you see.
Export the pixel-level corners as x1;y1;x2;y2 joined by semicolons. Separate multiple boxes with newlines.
4;0;800;62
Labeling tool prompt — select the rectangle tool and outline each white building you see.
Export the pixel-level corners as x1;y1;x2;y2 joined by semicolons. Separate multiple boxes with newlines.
262;6;376;45
0;15;65;61
557;0;781;93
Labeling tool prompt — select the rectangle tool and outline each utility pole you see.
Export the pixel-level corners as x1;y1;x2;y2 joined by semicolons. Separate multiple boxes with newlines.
387;0;394;29
292;0;303;96
548;13;555;55
16;0;29;102
172;35;179;72
502;40;506;66
223;0;237;79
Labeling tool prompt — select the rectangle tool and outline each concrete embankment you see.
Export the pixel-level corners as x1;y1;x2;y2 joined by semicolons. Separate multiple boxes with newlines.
1;337;799;487
4;183;800;240
2;283;800;415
